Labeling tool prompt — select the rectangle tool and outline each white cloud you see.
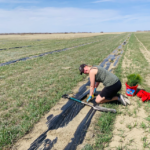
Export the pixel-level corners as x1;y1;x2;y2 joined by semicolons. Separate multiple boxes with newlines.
0;7;149;33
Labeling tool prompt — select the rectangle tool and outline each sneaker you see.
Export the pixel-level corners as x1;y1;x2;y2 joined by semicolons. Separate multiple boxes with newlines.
122;95;130;105
118;95;127;106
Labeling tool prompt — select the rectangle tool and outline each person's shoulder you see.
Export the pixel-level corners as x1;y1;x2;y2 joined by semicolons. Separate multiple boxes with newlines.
90;68;97;75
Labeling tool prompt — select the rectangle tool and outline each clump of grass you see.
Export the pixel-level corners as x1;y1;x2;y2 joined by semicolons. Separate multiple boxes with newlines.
126;124;132;130
82;144;93;150
142;136;150;148
140;122;147;129
93;108;117;149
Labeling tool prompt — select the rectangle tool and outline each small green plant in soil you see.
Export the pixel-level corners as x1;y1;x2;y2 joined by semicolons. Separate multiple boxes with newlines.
140;122;147;129
82;144;93;150
127;73;142;86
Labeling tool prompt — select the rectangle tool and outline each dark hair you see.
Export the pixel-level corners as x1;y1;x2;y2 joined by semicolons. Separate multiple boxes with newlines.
79;64;87;75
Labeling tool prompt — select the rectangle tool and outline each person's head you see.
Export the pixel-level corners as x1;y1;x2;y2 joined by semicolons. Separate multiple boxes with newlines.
79;64;90;75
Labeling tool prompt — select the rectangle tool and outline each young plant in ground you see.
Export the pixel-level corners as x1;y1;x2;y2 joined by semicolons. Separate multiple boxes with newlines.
82;144;93;150
133;108;137;117
136;100;142;108
142;136;150;148
145;116;150;122
116;145;128;150
133;121;138;128
126;123;132;130
140;122;147;129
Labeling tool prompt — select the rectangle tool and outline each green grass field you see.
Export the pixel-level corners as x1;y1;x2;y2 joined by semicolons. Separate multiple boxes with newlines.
0;34;121;63
0;32;134;149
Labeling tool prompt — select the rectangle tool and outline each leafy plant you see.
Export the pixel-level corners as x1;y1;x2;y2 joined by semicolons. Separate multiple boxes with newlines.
127;73;142;86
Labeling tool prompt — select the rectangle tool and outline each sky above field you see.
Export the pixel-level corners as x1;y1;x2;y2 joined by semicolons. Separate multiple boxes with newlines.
0;0;150;33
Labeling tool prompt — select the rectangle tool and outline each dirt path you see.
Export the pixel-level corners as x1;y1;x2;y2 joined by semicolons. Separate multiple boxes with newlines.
134;34;150;63
106;39;150;149
12;42;126;150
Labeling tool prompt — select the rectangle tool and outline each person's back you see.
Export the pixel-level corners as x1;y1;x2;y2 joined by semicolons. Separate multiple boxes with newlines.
92;65;118;87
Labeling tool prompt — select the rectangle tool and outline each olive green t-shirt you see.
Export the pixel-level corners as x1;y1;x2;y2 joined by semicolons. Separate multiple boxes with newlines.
92;65;118;87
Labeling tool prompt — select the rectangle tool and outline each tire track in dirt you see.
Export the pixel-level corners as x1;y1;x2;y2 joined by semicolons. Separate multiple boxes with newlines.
12;40;128;150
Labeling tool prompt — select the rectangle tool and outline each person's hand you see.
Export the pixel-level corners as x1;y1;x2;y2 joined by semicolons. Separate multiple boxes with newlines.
87;95;94;102
94;88;97;94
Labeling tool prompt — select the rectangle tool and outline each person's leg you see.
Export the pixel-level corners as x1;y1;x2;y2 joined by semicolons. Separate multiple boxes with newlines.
95;94;126;106
95;94;118;104
96;81;127;105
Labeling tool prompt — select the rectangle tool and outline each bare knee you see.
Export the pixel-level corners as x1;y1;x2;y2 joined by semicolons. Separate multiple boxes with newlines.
95;95;105;103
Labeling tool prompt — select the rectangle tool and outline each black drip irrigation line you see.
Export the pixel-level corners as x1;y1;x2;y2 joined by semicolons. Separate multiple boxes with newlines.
100;52;116;68
112;49;117;54
0;40;100;67
118;45;122;49
0;45;32;51
28;39;129;150
105;61;111;70
0;48;7;50
113;56;121;67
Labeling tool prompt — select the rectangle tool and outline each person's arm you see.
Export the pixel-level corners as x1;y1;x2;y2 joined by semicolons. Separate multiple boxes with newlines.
95;82;100;88
89;70;96;96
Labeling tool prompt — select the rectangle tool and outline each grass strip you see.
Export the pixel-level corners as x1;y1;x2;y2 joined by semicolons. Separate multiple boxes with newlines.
89;35;129;150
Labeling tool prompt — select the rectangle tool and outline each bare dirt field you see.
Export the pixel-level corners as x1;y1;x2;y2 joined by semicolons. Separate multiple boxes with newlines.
0;32;125;40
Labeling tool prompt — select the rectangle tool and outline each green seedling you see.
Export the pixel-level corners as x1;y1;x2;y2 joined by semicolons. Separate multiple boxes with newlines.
126;124;132;130
82;144;93;150
129;138;134;144
116;145;128;150
133;108;137;116
140;122;147;129
137;100;142;108
133;121;138;128
145;116;150;122
142;136;150;148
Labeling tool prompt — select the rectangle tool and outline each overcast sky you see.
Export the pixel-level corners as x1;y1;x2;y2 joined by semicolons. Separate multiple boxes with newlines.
0;0;150;33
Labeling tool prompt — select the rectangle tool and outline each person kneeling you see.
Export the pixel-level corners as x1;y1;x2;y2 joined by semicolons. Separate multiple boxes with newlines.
79;64;130;105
